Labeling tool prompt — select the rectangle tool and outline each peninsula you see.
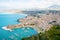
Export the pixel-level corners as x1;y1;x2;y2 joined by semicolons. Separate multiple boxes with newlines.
2;12;60;33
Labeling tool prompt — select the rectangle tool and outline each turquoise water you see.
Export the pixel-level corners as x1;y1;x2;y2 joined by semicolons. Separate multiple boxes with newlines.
0;13;38;40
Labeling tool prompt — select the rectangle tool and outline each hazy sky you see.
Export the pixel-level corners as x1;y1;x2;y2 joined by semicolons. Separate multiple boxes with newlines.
0;0;60;10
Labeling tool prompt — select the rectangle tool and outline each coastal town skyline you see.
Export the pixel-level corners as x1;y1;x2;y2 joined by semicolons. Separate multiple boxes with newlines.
0;0;60;40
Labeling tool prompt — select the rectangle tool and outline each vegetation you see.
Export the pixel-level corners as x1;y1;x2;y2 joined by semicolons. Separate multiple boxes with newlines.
29;23;35;26
22;24;60;40
45;24;60;40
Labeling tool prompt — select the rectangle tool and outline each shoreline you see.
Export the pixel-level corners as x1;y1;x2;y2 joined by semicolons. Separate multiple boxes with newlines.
2;13;60;33
2;27;13;31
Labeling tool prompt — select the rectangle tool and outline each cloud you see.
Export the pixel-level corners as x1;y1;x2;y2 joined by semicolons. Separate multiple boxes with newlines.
0;0;60;10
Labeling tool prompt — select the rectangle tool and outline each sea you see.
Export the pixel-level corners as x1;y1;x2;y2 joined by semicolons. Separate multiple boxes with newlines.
0;13;38;40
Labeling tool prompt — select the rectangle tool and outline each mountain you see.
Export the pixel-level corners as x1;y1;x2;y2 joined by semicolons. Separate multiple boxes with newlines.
47;5;60;10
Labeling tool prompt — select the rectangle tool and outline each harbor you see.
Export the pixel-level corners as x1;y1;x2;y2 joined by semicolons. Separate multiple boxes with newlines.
2;13;60;33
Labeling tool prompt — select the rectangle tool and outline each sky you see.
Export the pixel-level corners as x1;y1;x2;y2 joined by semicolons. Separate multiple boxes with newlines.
0;0;60;10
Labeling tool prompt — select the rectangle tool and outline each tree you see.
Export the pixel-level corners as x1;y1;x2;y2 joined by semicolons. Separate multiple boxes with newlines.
45;24;60;40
